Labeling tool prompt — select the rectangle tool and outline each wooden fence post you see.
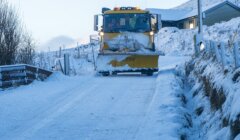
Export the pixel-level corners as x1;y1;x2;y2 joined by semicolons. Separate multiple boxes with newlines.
220;42;227;69
64;54;70;75
91;44;96;70
194;35;200;57
36;68;39;80
59;47;62;58
205;40;210;53
58;59;64;73
234;42;240;69
210;41;214;54
0;70;2;88
24;65;28;84
213;42;221;62
77;47;80;58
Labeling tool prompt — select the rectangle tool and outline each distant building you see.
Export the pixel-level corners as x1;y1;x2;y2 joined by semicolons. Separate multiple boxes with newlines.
148;1;240;29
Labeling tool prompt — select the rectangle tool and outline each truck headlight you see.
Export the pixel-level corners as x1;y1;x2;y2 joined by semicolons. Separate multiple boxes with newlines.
150;31;154;36
100;32;104;36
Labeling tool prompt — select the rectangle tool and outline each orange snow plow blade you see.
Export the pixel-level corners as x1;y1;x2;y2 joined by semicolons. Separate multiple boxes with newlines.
96;52;159;75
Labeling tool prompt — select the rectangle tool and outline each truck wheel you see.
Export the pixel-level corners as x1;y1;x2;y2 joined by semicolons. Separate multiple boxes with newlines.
102;72;110;76
147;72;153;76
142;71;153;76
112;72;117;75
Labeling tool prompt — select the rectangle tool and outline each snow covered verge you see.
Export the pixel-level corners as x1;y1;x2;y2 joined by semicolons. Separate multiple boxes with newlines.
181;54;240;139
137;56;193;140
156;17;240;56
136;68;187;139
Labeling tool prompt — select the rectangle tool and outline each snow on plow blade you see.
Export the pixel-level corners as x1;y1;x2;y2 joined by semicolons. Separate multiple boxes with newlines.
96;52;159;75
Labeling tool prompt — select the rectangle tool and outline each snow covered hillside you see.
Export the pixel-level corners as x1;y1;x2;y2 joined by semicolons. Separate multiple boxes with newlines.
156;17;240;56
175;0;240;10
39;36;88;52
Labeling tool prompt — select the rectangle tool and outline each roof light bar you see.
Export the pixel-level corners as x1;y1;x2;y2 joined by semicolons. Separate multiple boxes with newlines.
113;7;141;11
114;7;120;11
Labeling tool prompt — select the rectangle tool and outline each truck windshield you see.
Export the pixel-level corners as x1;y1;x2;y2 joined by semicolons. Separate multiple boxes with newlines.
104;14;151;33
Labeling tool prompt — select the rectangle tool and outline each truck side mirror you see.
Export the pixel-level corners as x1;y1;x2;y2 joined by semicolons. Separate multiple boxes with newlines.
151;14;161;33
102;7;111;14
157;14;162;31
94;15;99;31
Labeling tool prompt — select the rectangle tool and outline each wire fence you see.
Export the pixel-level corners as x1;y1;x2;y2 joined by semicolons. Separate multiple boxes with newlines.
197;40;240;70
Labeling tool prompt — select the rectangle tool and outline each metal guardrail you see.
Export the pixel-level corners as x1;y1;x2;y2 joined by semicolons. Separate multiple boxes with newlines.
0;64;52;89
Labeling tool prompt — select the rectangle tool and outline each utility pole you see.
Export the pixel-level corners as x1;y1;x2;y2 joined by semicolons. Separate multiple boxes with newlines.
194;0;203;56
198;0;203;35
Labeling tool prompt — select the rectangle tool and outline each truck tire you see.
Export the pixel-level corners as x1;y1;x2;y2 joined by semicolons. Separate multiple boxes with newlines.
102;72;110;76
146;72;153;76
141;71;153;76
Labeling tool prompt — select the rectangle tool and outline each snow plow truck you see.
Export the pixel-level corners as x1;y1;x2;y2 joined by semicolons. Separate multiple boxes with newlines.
94;7;161;76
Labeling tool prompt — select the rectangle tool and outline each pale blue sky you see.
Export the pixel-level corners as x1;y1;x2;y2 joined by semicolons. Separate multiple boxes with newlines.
8;0;188;44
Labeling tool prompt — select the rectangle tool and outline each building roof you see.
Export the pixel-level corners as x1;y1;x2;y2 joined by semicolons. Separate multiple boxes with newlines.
148;0;240;21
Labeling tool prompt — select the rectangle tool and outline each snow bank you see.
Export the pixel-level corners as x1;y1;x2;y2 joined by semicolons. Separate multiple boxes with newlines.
136;71;186;140
156;27;195;56
156;17;240;56
134;56;191;139
184;54;240;139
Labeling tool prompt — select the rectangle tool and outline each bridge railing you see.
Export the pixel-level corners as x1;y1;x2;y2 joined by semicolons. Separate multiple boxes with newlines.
0;64;52;89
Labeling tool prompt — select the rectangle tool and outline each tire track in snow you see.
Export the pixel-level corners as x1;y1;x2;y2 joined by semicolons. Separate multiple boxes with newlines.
85;76;157;140
84;77;137;140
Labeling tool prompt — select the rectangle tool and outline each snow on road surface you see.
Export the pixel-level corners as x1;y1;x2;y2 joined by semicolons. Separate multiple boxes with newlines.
0;56;189;140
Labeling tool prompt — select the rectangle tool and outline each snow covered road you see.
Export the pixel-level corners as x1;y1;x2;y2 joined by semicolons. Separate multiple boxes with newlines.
0;56;189;140
0;74;158;140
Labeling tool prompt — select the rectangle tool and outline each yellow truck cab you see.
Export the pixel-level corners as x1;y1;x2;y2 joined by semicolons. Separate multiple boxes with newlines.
94;7;161;76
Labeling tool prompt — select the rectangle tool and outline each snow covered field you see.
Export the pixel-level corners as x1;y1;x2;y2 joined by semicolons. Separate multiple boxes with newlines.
0;56;189;140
